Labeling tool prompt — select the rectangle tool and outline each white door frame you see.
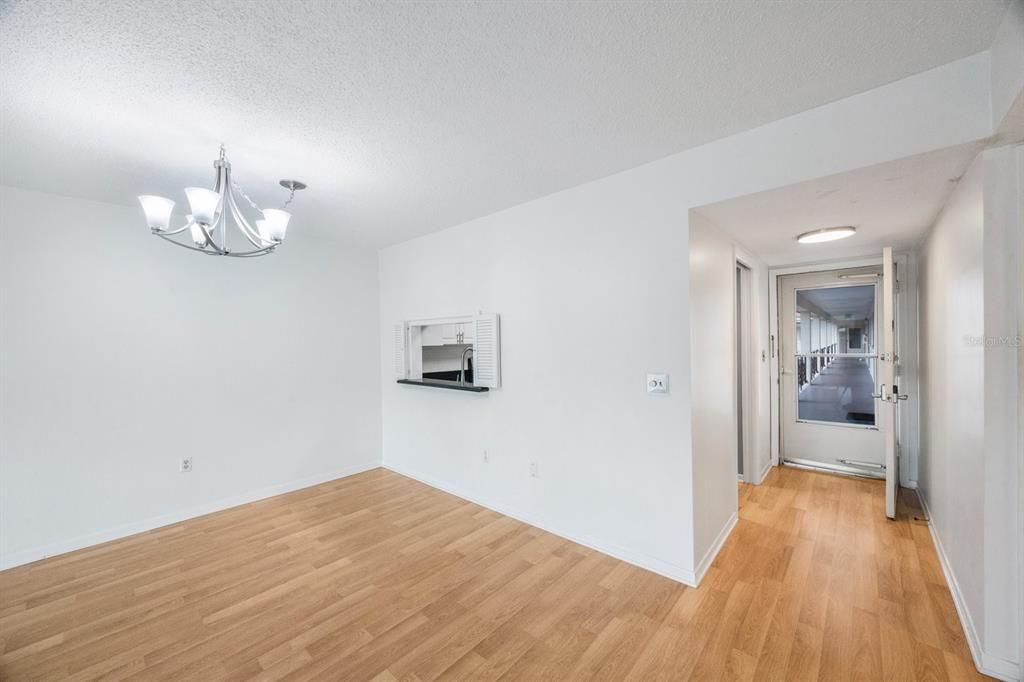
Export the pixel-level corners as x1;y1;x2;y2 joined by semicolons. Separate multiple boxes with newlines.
735;258;755;483
768;257;882;468
779;266;886;475
768;255;919;488
734;245;774;485
770;251;921;491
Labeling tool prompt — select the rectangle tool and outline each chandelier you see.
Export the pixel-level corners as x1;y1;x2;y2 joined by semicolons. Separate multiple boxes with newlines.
138;145;305;258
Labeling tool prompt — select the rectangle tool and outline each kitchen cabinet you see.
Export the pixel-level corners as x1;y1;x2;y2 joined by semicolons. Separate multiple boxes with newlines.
442;322;474;345
421;322;474;346
420;324;447;346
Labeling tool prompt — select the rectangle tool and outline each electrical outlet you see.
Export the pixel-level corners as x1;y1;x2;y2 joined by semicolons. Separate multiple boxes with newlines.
180;457;193;473
529;461;538;478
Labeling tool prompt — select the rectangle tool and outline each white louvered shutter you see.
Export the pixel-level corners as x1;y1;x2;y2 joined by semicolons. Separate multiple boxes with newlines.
394;323;407;380
472;313;500;388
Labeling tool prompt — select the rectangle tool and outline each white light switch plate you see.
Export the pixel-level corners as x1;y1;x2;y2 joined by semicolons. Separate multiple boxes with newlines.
647;373;669;393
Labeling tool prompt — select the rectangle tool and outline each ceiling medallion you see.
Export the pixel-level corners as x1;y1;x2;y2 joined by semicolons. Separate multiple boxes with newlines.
138;145;305;258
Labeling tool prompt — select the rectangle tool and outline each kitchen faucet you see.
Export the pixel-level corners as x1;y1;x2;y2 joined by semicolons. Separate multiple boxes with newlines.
460;347;474;384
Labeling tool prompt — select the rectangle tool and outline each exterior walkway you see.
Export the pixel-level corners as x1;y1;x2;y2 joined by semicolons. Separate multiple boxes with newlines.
800;357;877;425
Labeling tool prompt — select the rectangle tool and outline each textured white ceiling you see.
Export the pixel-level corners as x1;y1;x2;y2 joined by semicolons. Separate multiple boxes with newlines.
0;0;1008;246
697;142;985;266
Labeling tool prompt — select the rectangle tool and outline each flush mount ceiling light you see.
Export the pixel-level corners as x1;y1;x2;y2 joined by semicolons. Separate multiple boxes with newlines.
138;145;306;258
796;226;856;244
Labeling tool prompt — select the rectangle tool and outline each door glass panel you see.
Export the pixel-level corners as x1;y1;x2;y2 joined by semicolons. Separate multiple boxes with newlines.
794;285;877;426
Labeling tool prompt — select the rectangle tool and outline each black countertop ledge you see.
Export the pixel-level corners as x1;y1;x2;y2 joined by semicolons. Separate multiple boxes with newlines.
397;378;489;393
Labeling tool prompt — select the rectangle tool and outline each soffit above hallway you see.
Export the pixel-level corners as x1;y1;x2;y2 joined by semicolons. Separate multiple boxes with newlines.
697;142;987;267
0;0;1008;247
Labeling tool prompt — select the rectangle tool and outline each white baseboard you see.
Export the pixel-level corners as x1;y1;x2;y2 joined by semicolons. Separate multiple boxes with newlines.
919;492;1022;681
692;511;738;585
0;460;381;571
383;462;701;587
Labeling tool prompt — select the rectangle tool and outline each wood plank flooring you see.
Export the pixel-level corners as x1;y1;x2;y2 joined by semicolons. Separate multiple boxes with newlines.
0;466;987;681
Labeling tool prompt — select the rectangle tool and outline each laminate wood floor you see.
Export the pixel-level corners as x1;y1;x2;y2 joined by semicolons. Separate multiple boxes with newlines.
0;466;987;681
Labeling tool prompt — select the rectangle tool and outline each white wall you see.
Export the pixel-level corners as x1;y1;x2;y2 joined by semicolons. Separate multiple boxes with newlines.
688;212;739;574
0;186;382;569
1018;144;1024;682
379;54;992;584
378;180;698;580
990;0;1024;132
918;145;1022;680
981;144;1022;675
918;157;987;660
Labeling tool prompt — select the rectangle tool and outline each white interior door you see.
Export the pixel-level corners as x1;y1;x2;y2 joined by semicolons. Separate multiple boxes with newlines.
779;267;886;475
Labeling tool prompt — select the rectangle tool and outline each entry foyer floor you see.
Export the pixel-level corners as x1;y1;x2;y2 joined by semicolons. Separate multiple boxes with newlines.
0;467;985;681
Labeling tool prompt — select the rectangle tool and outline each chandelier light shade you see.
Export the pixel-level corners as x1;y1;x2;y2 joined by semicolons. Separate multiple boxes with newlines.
138;195;175;230
183;187;222;226
261;209;291;242
255;219;270;243
138;145;305;258
189;221;208;247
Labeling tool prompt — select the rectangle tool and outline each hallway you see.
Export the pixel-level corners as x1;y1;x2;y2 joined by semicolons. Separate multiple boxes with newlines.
722;466;984;681
0;466;984;680
799;357;877;425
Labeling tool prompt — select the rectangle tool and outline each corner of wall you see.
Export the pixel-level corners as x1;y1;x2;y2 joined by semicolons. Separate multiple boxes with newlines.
687;210;741;574
0;460;380;571
382;462;699;587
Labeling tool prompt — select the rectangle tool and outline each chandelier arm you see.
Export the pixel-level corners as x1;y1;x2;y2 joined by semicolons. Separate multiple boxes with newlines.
215;159;225;193
155;231;218;254
157;221;194;237
228;244;279;257
226;190;269;248
196;220;228;254
217;185;228;248
217;201;231;249
154;232;276;257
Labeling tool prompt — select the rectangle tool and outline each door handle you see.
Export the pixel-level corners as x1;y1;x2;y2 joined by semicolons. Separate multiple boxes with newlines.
872;384;888;401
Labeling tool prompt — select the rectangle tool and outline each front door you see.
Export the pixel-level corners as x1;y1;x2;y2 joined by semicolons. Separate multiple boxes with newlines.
880;247;902;519
779;266;887;476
